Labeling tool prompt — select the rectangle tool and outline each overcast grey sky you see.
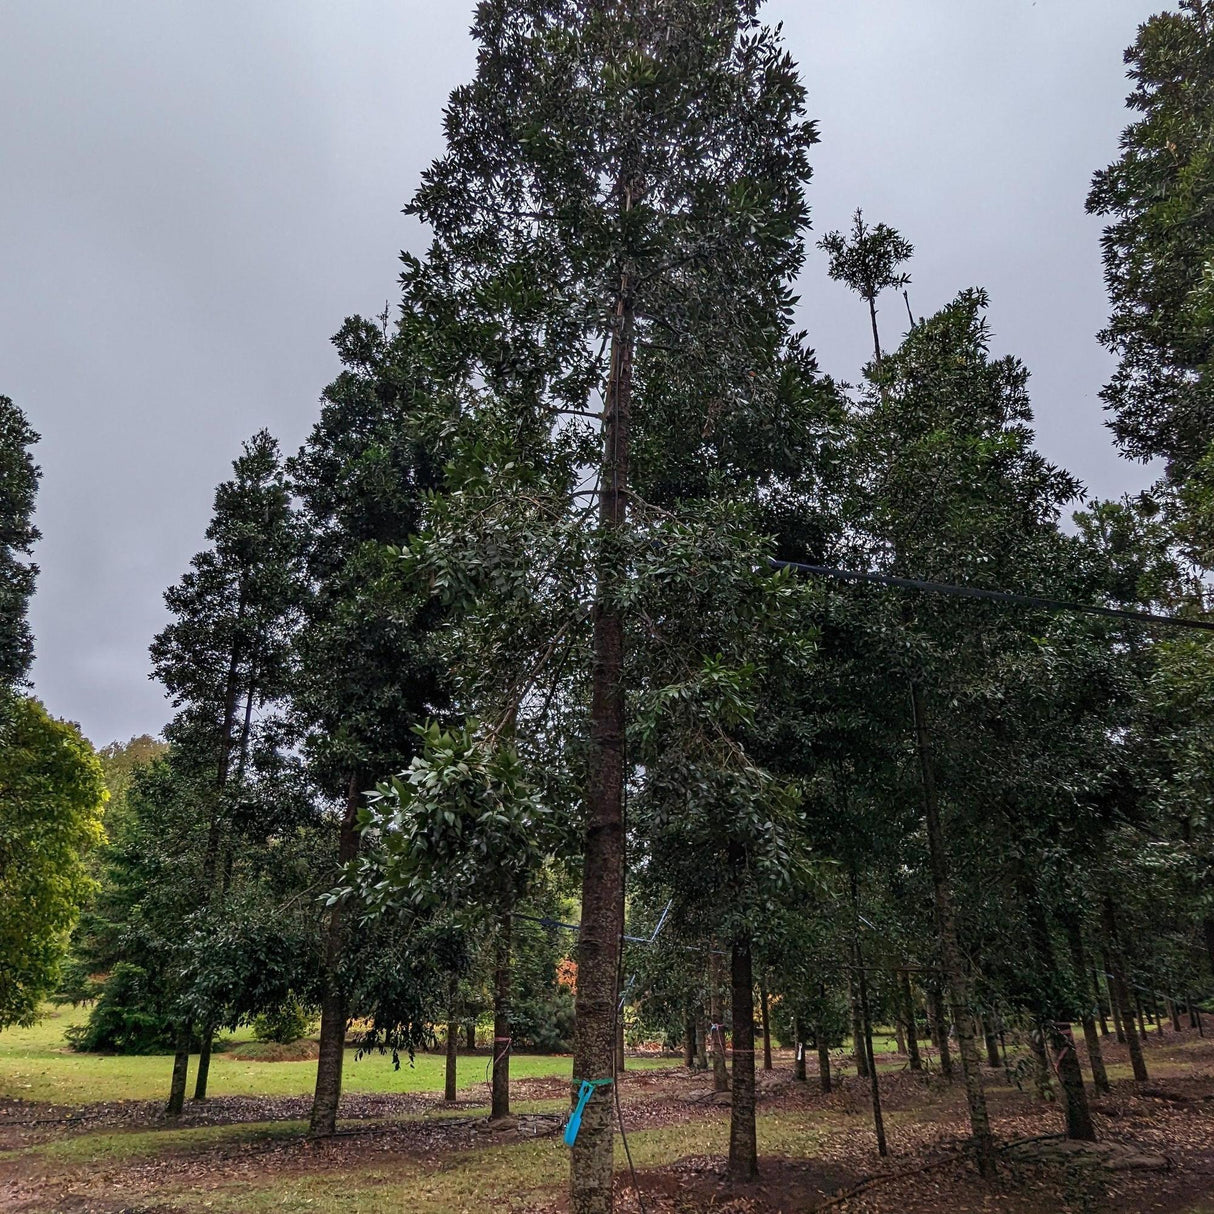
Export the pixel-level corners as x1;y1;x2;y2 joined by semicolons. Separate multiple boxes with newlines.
1;0;1162;746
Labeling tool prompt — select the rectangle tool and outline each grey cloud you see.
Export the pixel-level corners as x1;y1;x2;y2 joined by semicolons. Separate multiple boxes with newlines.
0;0;1161;743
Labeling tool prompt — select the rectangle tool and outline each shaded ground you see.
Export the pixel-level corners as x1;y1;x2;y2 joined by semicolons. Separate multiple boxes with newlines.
2;1028;1213;1213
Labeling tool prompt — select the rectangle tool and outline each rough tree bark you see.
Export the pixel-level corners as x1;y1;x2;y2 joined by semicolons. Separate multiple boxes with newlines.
166;1026;191;1118
696;1013;708;1071
445;1017;458;1103
193;1025;215;1101
727;937;758;1181
1048;1021;1097;1141
309;775;362;1137
570;270;633;1214
910;681;995;1176
684;1015;697;1069
492;912;512;1121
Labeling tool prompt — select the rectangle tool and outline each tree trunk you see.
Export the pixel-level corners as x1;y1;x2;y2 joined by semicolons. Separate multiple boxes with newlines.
684;1015;697;1069
1080;994;1111;1095
983;1018;1001;1069
818;1032;832;1093
894;1016;906;1058
696;1014;708;1071
466;1021;477;1051
1021;882;1096;1141
928;984;953;1081
1094;969;1110;1037
710;950;729;1093
1107;959;1126;1043
204;584;249;887
1205;917;1214;975
910;681;994;1176
867;296;884;367
1101;898;1148;1082
492;912;512;1121
1030;1025;1053;1101
1170;999;1182;1032
848;971;869;1079
166;1026;190;1118
1133;989;1149;1044
570;276;633;1214
759;977;773;1071
193;1024;214;1100
309;775;361;1137
1062;916;1109;1093
900;971;923;1072
445;1017;458;1103
856;945;887;1157
727;937;758;1181
1050;1021;1097;1141
793;1015;807;1082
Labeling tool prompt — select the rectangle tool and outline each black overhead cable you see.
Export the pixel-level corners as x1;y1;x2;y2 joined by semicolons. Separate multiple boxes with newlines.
770;558;1214;634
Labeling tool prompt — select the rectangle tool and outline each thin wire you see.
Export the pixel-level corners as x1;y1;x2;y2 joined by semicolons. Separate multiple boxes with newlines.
771;558;1214;633
612;976;647;1214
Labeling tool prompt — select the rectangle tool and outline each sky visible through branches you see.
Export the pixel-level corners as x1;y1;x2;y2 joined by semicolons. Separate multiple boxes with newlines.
0;0;1164;743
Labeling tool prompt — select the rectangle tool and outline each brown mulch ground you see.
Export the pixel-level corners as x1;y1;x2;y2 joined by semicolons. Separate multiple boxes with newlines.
6;1031;1214;1213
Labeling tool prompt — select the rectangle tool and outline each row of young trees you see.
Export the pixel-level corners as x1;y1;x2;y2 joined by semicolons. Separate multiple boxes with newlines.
52;3;1214;1213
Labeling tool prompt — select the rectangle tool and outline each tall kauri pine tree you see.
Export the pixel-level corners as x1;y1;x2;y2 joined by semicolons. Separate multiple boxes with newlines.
288;315;448;1137
404;4;817;1206
1088;0;1214;484
149;430;299;1111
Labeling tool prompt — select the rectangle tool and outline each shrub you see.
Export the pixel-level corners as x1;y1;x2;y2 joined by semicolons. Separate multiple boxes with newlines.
252;994;315;1044
66;962;175;1053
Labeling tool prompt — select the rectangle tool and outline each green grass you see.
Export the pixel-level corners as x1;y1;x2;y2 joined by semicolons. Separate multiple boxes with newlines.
96;1107;833;1214
9;1119;308;1165
0;1005;667;1105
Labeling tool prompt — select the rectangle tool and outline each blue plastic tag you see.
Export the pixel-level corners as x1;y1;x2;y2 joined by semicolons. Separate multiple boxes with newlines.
564;1078;612;1147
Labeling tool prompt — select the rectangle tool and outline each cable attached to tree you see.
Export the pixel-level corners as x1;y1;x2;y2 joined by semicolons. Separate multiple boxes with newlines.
770;558;1214;633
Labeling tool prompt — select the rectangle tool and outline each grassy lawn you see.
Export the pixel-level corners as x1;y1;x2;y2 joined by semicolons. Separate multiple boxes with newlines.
0;1005;666;1105
35;1107;830;1214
